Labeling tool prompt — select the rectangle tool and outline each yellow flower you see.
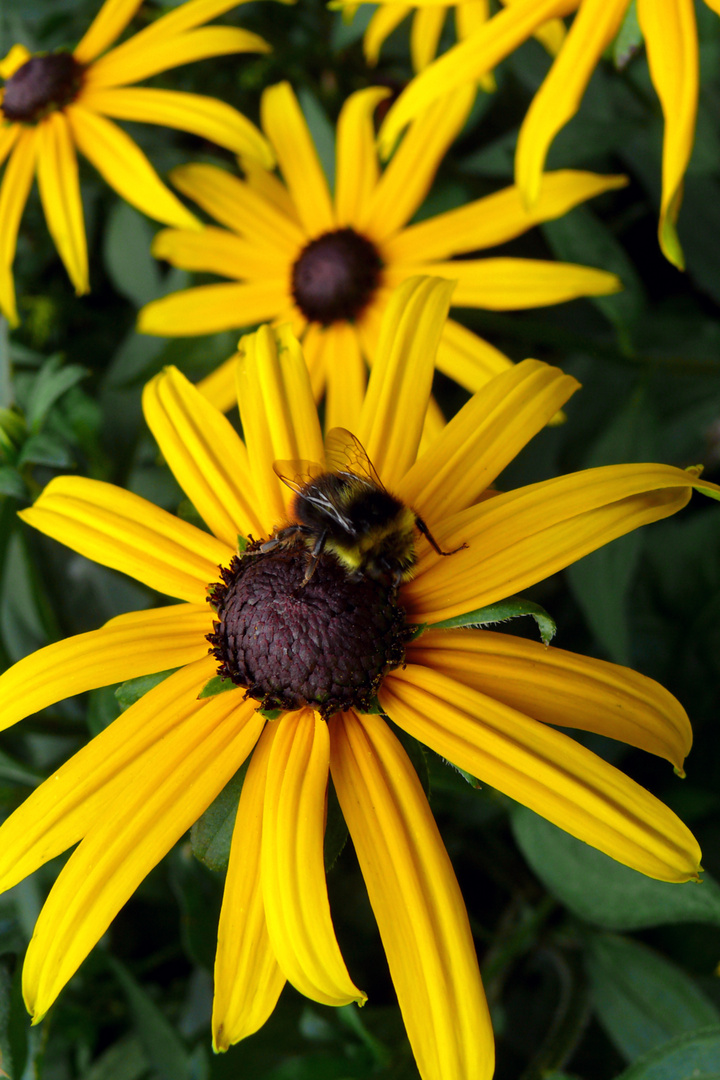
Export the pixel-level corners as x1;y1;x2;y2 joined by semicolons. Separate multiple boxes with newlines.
377;0;719;269
361;0;565;79
0;0;279;325
0;277;716;1080
138;80;626;426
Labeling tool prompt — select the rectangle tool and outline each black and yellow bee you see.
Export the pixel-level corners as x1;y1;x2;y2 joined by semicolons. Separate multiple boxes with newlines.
260;427;465;587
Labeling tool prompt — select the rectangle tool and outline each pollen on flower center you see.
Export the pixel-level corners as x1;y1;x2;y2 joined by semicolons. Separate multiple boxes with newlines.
2;52;84;123
207;541;407;719
291;228;383;325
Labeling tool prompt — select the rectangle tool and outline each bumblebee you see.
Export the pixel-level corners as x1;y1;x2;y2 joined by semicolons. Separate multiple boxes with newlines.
259;427;465;587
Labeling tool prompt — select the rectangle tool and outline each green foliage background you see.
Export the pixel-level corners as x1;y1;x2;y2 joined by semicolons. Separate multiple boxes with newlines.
2;2;720;1078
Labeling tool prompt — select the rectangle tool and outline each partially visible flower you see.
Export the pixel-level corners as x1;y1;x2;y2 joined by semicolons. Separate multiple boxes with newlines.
0;0;280;324
377;0;717;269
0;277;717;1080
360;0;565;79
138;80;625;427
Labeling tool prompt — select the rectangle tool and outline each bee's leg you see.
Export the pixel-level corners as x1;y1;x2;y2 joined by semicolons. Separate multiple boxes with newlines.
414;514;467;557
254;526;305;554
301;530;328;585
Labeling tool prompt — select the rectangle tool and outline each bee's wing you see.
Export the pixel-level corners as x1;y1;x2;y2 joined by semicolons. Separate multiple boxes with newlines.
324;427;386;490
272;458;326;495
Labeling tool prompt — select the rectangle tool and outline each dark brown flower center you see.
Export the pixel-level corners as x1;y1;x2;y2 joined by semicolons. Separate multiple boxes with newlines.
2;52;84;123
207;541;407;719
291;228;382;325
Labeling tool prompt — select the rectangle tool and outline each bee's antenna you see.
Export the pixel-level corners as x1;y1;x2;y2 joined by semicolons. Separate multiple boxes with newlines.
414;514;467;557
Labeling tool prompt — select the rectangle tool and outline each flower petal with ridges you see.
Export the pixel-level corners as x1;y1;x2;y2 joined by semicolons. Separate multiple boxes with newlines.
0;605;212;734
213;719;285;1050
515;0;628;206
335;87;389;227
143;366;266;545
638;0;697;269
262;711;365;1006
357;277;455;488
398;359;579;519
138;280;289;337
380;667;701;882
66;105;200;230
0;655;218;892
19;477;233;604
331;711;493;1080
435;318;514;393
151;225;287;280
73;0;143;65
365;4;410;65
24;693;264;1021
411;6;447;70
324;322;367;433
407;630;692;769
36;113;88;296
405;465;720;623
81;86;274;165
0;128;38;325
262;82;335;236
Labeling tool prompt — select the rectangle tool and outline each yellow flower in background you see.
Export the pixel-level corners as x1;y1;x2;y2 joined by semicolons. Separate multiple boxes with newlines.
0;277;718;1079
362;0;565;78
138;80;625;428
377;0;719;269
0;0;279;326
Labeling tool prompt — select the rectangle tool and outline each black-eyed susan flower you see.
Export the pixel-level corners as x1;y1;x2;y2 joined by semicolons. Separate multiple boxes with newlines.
376;0;718;269
0;0;279;325
360;0;565;80
0;276;717;1080
138;80;626;426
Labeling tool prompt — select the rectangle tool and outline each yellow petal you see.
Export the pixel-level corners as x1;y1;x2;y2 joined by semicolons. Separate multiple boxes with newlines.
0;655;217;892
151;224;286;279
66;105;200;229
138;280;288;337
19;476;233;604
411;6;448;70
0;44;31;79
403;464;709;624
213;722;285;1050
384;170;628;263
196;355;238;414
80;85;273;166
378;0;577;157
324;322;367;432
398;359;579;520
0;604;212;734
24;694;264;1021
73;0;143;65
361;85;475;240
35;112;88;296
358;276;455;489
364;5;411;65
236;324;324;527
0;127;37;326
84;27;270;89
143;365;266;546
435;317;514;393
262;710;364;1006
638;0;697;269
380;666;701;882
261;83;335;236
515;0;629;206
330;711;493;1080
408;630;692;769
169;161;304;254
120;0;262;45
240;155;300;222
335;87;389;227
384;257;622;307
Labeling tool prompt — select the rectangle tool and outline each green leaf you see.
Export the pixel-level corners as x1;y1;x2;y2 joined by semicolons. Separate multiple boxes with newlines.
197;674;237;699
190;764;248;872
17;430;75;469
169;848;222;971
613;0;642;70
80;1036;148;1080
298;88;335;193
512;807;720;930
615;1026;720;1080
0;748;42;788
429;598;556;644
585;931;719;1061
25;356;88;434
108;958;192;1080
103;202;164;308
0;467;25;500
114;669;177;711
324;779;348;873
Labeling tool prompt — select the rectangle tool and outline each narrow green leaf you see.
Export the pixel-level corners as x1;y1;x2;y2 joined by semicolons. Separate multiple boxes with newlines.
613;0;642;70
324;779;348;873
103;202;163;308
615;1026;720;1080
17;431;75;469
430;598;556;644
586;931;719;1061
190;765;248;872
114;669;177;711
0;467;25;500
512;807;720;930
25;356;87;434
80;1036;148;1080
197;674;236;699
108;958;192;1080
